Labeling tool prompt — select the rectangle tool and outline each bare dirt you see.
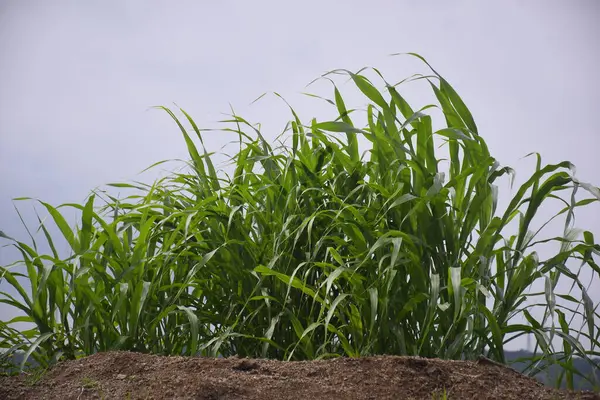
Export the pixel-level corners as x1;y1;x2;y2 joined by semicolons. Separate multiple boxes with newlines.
1;351;598;400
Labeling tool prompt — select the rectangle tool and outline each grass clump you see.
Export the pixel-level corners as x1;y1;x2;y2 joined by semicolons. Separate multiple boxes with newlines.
1;54;599;391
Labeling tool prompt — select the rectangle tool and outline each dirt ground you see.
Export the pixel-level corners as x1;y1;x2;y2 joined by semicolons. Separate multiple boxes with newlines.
1;351;598;400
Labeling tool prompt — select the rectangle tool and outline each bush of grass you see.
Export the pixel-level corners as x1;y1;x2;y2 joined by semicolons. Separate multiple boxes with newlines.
1;54;599;390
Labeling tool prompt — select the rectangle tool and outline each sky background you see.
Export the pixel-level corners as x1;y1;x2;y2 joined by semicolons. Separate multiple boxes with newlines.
0;0;599;352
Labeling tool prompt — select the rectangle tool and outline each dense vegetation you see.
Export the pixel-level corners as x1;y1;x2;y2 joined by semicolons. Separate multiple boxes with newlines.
1;54;599;390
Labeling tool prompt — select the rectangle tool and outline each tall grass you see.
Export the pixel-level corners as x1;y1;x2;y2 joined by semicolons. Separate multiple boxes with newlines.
1;54;599;390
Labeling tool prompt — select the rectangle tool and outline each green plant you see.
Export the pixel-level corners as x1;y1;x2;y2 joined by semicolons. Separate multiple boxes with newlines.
78;376;105;399
24;365;48;386
432;388;448;400
1;54;599;391
80;376;100;389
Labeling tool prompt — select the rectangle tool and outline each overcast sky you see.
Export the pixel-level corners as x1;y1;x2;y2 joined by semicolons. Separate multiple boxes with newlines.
1;0;599;352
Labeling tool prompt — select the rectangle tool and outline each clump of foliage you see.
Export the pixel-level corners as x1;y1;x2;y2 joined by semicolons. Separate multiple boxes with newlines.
1;54;599;390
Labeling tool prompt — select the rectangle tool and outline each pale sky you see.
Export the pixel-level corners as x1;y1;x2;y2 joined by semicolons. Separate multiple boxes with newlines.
1;0;599;352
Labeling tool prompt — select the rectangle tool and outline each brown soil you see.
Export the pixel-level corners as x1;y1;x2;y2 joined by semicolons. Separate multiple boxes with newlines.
0;351;598;400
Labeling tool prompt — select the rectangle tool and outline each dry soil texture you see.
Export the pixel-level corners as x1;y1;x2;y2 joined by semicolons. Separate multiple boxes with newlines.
1;351;599;400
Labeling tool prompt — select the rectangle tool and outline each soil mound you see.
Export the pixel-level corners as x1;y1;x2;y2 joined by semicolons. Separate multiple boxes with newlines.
1;351;598;399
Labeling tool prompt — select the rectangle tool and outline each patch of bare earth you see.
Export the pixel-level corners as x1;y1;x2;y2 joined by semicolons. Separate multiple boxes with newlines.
1;351;598;400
